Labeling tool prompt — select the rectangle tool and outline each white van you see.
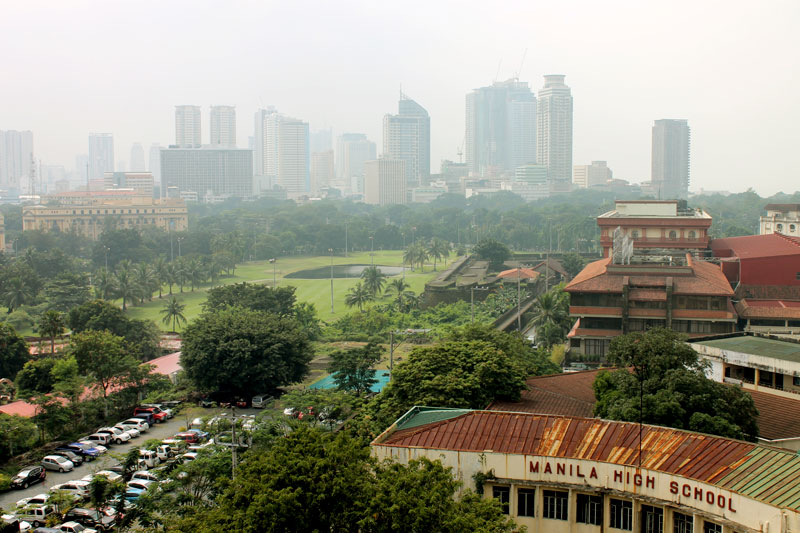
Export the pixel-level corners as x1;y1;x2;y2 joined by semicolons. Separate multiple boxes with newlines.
138;449;160;468
251;393;273;408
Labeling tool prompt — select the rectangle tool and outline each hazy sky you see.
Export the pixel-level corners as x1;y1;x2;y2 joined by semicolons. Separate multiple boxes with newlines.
2;0;798;195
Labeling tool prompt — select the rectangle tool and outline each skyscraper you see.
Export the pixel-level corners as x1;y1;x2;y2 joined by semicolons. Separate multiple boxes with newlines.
130;143;146;172
175;105;201;148
310;128;333;153
88;133;114;180
148;143;162;185
364;159;406;205
276;117;310;195
383;94;430;188
536;75;573;192
651;119;690;200
210;105;236;147
0;130;33;191
310;150;334;193
466;79;537;177
160;146;252;200
336;133;377;181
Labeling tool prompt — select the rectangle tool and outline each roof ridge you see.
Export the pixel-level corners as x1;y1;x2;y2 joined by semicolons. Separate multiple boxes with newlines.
527;385;595;406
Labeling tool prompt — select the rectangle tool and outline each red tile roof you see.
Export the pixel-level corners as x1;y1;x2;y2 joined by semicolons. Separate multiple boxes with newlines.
735;299;800;320
0;400;39;417
148;352;182;377
711;233;800;260
765;203;800;212
748;389;800;441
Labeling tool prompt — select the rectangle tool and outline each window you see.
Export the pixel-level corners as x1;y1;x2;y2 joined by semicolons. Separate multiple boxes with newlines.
702;522;722;533
632;230;640;239
543;490;568;520
688;230;696;239
641;505;663;533
689;321;711;334
791;224;797;232
610;499;632;530
517;488;535;517
584;339;610;357
793;376;800;387
673;512;693;533
492;485;510;514
778;223;784;232
576;493;602;525
796;272;800;281
668;230;677;239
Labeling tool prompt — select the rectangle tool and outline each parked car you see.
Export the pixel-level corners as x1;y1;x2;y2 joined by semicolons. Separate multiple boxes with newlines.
61;508;115;532
197;397;216;408
41;455;74;473
113;424;139;438
138;449;161;468
130;470;159;483
77;442;106;454
184;428;209;440
156;444;177;461
49;480;90;499
50;450;84;467
16;493;48;508
56;521;98;533
56;443;100;461
14;505;56;528
251;393;273;408
10;466;46;489
118;418;149;432
172;432;200;444
95;427;132;444
126;479;155;492
129;412;155;427
141;403;174;418
133;406;167;423
122;488;144;502
80;434;111;447
80;470;122;484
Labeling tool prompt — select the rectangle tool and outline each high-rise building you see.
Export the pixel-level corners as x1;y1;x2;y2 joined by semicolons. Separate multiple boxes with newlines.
573;161;612;188
276;117;310;195
130;143;146;172
210;105;236;147
310;128;333;153
466;80;537;177
175;105;201;148
160;146;253;201
0;130;33;191
536;75;573;192
148;143;162;184
651;119;690;200
364;159;406;206
310;150;334;193
88;133;114;180
383;95;430;188
336;133;376;181
253;107;277;176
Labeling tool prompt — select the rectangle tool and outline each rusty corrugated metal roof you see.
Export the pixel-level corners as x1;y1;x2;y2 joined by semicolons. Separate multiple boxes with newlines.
375;409;800;511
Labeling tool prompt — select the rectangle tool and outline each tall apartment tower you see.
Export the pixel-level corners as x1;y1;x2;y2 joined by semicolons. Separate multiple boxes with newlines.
466;79;537;177
175;105;201;148
210;105;236;147
364;159;407;205
310;150;334;193
129;143;146;172
383;94;430;188
651;119;690;200
336;133;376;180
253;107;279;179
88;133;114;180
536;75;573;192
0;130;34;191
148;143;162;185
276;117;310;195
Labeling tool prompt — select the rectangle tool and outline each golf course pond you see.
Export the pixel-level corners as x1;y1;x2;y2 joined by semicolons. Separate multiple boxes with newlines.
284;264;406;279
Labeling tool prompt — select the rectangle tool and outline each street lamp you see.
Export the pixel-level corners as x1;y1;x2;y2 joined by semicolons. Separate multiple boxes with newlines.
177;237;184;258
401;232;406;279
269;258;277;287
470;285;489;324
329;248;334;314
369;236;374;266
344;222;348;258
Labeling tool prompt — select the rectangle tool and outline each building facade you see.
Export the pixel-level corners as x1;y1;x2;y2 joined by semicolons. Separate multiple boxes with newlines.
276;117;310;195
760;204;800;236
88;133;114;180
210;105;236;147
597;201;712;258
573;161;613;188
148;143;162;185
22;193;187;240
0;129;33;192
374;407;800;533
160;146;253;200
537;75;573;193
383;96;430;189
310;150;334;194
651;119;690;200
465;79;537;177
129;143;146;172
175;105;201;148
364;159;406;206
103;172;155;197
336;133;376;181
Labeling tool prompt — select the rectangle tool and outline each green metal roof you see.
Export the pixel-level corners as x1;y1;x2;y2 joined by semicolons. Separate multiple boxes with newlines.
695;336;800;363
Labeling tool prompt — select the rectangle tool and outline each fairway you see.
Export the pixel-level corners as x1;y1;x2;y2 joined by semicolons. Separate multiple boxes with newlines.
126;250;440;331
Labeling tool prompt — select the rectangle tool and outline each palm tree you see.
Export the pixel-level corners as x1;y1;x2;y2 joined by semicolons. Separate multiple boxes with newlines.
403;246;417;272
531;289;572;346
344;282;373;312
133;262;155;303
93;268;116;300
413;243;429;273
164;263;178;295
186;258;204;291
360;266;386;297
152;257;168;299
427;239;451;271
38;310;66;355
114;261;137;311
3;277;32;313
386;278;409;299
159;297;187;333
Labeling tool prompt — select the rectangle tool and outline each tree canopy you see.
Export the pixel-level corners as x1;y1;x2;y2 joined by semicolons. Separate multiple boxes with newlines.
328;342;382;394
204;283;297;316
181;307;312;397
593;328;759;441
67;299;160;360
472;239;512;270
0;321;29;381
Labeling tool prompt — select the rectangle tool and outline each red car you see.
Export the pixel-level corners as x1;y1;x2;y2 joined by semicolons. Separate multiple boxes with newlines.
173;432;200;444
134;406;168;423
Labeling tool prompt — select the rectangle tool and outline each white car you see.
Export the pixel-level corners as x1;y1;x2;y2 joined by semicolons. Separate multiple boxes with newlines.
58;521;98;533
78;441;107;454
41;455;74;473
81;470;123;484
114;424;139;438
130;470;159;483
142;404;174;418
96;427;132;444
126;479;156;492
49;480;91;498
119;418;149;432
16;493;47;508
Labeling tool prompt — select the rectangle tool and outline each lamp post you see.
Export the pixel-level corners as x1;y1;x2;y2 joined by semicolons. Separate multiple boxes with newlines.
344;222;348;258
369;236;374;266
269;258;276;287
177;237;183;258
401;232;406;279
329;248;334;314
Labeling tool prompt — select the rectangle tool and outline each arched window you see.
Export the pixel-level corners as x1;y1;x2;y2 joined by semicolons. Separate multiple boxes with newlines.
777;223;784;232
631;230;639;239
791;224;797;232
668;230;677;240
688;230;696;240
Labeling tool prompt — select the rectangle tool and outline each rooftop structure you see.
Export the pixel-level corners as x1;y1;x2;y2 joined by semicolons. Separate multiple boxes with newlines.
760;204;800;237
373;407;800;532
597;200;712;258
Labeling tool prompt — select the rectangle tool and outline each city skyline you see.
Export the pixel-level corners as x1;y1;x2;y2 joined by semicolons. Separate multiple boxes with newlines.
1;1;798;195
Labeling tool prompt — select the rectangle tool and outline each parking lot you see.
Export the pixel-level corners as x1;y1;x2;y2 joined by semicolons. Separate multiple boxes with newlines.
0;406;260;513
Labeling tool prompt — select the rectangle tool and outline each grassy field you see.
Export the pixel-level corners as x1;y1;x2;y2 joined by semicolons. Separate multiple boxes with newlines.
126;250;440;331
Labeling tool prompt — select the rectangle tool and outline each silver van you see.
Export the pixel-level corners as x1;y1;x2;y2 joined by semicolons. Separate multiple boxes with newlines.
252;393;273;408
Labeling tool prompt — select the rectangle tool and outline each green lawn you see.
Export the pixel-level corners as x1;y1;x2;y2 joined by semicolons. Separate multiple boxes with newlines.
126;251;439;331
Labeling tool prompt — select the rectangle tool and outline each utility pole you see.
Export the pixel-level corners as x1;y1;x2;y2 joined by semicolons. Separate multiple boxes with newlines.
270;258;277;286
345;222;348;258
329;248;335;314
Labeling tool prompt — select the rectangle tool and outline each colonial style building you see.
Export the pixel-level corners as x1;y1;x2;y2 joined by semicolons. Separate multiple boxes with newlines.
22;191;187;240
373;407;800;533
597;200;711;258
760;204;800;237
